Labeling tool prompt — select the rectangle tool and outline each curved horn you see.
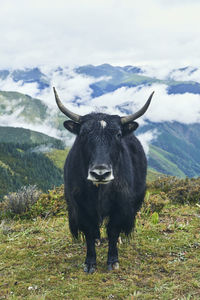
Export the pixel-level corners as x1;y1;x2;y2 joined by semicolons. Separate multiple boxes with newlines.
121;91;154;124
53;87;81;123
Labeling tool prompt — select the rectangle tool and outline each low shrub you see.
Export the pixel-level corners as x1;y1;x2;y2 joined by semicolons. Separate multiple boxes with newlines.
147;176;179;193
148;176;200;204
30;185;66;218
1;185;41;218
0;185;66;220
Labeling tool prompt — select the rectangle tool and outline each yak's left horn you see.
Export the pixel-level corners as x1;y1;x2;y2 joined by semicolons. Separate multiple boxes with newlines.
53;87;81;123
121;91;154;124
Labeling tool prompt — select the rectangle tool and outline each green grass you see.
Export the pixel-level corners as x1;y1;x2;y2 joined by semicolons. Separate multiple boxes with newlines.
0;203;200;299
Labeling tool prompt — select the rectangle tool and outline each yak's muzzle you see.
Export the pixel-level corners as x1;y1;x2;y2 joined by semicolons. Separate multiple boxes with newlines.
87;164;114;184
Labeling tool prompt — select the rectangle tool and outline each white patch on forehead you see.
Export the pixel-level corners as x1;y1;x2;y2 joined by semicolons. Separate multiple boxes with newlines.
100;120;107;128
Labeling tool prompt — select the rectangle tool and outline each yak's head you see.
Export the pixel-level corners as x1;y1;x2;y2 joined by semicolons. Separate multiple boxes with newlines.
54;87;154;185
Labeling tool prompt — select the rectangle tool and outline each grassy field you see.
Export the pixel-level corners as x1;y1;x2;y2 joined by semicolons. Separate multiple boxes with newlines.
0;201;200;299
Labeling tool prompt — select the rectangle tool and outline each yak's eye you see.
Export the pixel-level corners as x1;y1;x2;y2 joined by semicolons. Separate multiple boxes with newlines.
116;132;122;139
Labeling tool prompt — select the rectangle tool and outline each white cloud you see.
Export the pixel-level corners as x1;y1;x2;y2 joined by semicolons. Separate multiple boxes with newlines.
139;84;200;124
169;68;200;83
0;76;39;96
77;83;200;125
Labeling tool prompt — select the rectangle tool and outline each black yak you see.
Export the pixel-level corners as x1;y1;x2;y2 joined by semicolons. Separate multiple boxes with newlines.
54;87;154;273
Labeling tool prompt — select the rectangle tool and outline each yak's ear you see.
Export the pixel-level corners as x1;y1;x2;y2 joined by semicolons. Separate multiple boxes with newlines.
122;121;139;136
63;120;81;135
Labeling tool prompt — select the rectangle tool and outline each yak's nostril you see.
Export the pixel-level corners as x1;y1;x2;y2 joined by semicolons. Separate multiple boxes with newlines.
90;171;98;177
103;171;112;177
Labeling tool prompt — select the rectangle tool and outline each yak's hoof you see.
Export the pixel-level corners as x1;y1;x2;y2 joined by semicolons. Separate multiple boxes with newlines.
84;264;96;274
107;262;119;271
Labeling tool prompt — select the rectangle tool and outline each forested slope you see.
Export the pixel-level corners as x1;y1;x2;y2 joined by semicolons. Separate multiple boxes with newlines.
0;143;63;199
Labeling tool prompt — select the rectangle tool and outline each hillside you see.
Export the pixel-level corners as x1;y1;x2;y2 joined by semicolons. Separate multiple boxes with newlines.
0;91;67;132
0;127;66;199
0;126;64;147
0;91;48;124
140;122;200;178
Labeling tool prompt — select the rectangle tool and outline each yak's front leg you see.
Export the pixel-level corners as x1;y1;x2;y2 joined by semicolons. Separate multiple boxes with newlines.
84;234;96;274
107;221;120;271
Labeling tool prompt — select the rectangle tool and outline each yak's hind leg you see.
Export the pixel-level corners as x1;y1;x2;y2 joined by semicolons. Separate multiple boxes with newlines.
107;206;135;271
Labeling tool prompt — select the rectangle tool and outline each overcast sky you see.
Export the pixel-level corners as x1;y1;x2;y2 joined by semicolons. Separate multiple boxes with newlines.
1;0;200;152
0;0;200;69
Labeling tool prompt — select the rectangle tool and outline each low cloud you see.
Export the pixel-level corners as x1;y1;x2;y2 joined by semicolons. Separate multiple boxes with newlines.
137;129;158;156
30;144;54;153
0;76;39;97
139;84;200;124
77;82;200;125
169;67;200;83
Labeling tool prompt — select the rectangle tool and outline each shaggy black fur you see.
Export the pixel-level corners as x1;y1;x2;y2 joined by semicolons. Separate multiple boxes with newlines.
63;113;147;273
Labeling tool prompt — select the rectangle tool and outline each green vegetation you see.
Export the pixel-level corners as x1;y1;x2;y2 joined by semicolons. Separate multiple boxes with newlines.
1;185;42;217
46;148;69;170
0;177;200;299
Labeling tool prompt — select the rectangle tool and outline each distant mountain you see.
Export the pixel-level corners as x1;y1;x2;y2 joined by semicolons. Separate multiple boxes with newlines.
76;64;200;97
0;68;49;89
1;65;200;98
